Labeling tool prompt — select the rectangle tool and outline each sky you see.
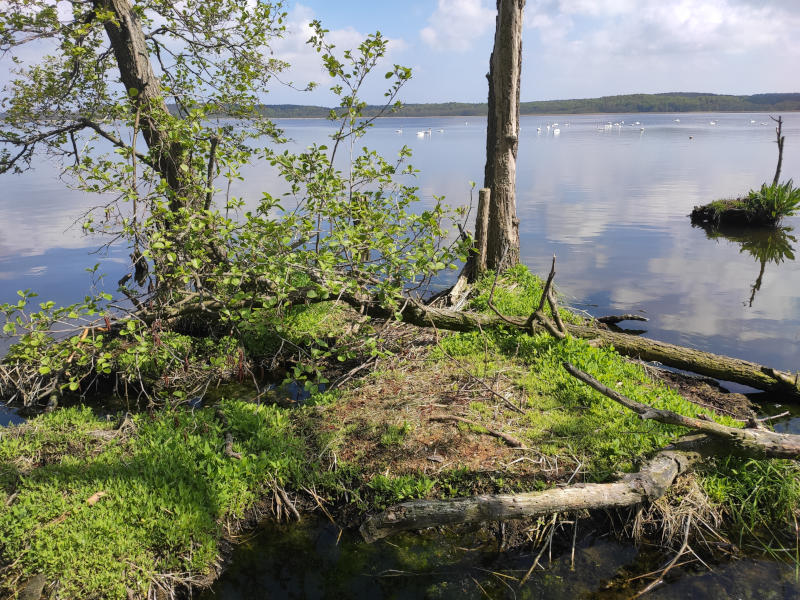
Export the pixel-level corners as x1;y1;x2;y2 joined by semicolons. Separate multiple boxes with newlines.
266;0;800;105
1;0;799;106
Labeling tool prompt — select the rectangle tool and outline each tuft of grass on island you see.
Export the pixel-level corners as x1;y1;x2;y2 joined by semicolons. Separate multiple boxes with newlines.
2;267;799;599
207;92;800;119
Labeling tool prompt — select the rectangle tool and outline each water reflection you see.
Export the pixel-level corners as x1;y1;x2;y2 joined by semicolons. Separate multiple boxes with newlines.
695;224;796;307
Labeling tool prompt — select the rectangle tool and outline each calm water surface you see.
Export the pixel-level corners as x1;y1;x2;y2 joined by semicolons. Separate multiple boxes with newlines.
2;112;800;595
4;112;797;370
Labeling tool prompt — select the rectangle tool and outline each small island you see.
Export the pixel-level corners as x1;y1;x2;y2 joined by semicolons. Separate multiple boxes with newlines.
691;116;799;227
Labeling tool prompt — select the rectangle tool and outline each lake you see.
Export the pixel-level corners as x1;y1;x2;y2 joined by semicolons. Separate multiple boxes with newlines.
2;112;800;596
3;112;798;376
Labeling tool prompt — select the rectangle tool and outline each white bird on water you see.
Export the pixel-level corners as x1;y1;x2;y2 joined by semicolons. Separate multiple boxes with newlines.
395;129;403;134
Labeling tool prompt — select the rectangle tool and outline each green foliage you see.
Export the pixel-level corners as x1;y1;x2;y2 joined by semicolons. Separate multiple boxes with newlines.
380;421;412;446
696;181;800;227
744;180;800;222
703;457;800;546
367;473;435;506
467;264;581;325
0;9;468;406
0;401;312;599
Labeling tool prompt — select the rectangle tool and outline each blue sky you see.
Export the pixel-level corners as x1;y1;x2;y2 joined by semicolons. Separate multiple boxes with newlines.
267;0;800;105
1;1;799;106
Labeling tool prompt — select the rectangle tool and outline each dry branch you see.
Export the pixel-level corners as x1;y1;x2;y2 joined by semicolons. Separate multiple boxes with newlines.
360;449;698;543
429;415;525;448
563;362;800;459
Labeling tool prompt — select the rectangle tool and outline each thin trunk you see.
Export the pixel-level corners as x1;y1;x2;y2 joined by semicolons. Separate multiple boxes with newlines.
95;0;191;211
771;115;785;186
483;0;524;272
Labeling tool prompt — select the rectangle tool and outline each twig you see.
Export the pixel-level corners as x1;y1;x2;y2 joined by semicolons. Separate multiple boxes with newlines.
430;415;526;448
519;513;558;586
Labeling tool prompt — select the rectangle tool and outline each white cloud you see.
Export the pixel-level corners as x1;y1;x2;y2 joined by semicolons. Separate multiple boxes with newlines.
420;0;496;52
268;4;408;102
527;0;800;57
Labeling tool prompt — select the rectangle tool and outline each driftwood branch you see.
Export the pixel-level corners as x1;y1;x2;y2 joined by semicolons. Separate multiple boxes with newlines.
563;362;800;459
360;448;698;543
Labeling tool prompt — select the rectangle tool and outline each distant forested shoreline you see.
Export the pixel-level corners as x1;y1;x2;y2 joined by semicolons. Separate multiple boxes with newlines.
253;92;800;118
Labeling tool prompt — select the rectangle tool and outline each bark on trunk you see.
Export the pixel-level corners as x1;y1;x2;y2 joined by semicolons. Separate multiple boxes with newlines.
483;0;524;272
95;0;190;211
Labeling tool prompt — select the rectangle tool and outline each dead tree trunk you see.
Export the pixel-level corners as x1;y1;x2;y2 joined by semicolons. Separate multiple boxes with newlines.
361;449;695;543
371;298;800;398
465;187;492;283
771;115;785;187
483;0;524;272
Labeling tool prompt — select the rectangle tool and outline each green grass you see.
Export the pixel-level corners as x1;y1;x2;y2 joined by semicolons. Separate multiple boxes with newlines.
0;402;314;599
431;266;800;539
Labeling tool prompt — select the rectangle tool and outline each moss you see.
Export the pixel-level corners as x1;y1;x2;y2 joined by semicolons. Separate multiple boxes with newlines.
0;402;315;599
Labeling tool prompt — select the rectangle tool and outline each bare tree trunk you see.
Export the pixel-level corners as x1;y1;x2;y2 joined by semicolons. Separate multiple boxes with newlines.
95;0;191;211
771;115;785;187
483;0;524;272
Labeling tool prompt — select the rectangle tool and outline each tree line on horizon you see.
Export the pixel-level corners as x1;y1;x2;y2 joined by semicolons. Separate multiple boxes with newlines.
252;92;800;118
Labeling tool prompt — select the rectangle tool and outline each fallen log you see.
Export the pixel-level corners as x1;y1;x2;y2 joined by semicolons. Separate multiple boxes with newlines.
360;448;698;543
359;363;800;543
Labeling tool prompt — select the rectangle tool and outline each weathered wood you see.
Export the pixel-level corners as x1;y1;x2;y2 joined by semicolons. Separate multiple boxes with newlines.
360;449;697;543
484;0;524;272
772;115;785;187
564;362;800;459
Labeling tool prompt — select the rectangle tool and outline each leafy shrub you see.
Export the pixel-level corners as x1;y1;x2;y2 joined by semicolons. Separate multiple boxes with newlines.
744;179;800;223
